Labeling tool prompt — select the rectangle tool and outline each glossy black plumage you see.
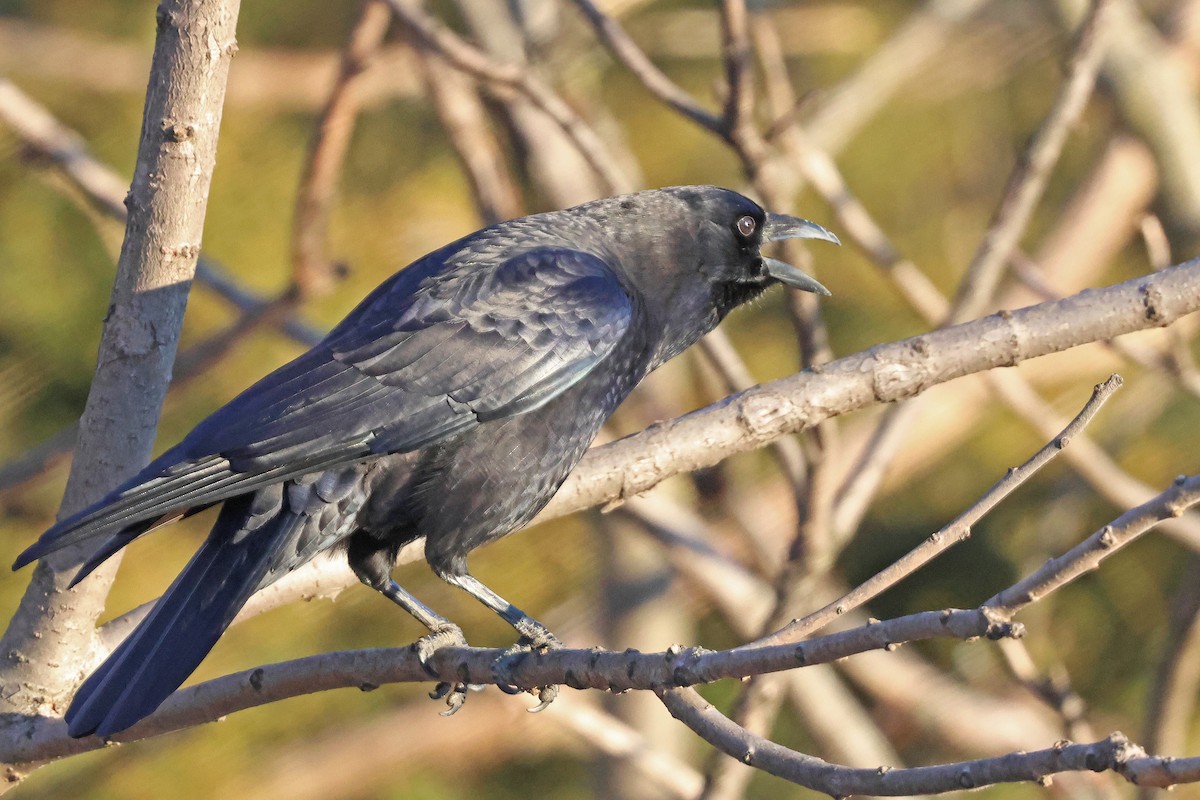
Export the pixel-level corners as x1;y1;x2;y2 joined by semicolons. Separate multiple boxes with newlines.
14;186;836;738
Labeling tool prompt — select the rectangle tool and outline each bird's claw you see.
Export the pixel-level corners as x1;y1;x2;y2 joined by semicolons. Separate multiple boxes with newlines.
413;623;468;677
528;684;558;713
430;681;469;716
413;624;473;715
490;634;562;711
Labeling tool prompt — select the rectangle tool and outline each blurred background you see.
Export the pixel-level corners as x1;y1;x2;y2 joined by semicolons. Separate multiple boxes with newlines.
1;0;1199;797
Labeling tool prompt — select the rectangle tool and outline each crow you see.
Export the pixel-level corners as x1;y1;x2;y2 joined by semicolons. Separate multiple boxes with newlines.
14;185;837;738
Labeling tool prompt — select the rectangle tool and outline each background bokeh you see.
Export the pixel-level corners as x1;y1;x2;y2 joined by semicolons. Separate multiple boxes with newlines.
1;1;1198;798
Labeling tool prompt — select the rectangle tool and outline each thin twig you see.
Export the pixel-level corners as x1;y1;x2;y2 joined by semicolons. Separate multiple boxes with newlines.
744;374;1123;651
290;0;391;297
0;78;321;344
568;0;724;136
384;0;630;194
661;690;1164;796
986;474;1200;615
948;0;1114;323
1140;553;1200;800
415;48;522;225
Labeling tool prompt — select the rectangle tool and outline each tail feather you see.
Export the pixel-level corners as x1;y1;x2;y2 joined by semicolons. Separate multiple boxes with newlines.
13;439;373;571
66;492;297;739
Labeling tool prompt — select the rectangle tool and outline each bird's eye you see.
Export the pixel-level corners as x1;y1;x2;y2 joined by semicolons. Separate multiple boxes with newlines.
736;215;757;238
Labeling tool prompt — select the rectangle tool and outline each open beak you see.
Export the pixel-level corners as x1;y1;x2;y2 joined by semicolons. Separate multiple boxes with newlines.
761;213;839;296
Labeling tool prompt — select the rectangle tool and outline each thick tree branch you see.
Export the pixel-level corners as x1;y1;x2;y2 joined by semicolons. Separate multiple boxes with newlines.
542;258;1200;526
0;0;242;747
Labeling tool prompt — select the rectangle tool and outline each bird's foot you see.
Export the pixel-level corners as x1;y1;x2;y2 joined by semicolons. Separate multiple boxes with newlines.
412;623;474;716
413;622;468;670
491;629;563;713
428;679;486;717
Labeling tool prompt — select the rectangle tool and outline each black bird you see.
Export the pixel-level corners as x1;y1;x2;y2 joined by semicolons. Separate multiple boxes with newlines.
14;186;837;738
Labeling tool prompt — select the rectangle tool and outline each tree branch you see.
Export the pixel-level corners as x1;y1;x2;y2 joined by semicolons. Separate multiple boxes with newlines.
0;0;243;739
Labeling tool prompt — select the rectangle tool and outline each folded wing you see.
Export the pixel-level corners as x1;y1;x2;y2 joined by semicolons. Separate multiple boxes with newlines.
15;247;633;568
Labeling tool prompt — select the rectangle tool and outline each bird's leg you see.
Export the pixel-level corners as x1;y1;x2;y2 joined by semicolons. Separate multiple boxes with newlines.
375;578;468;663
349;549;473;714
438;570;562;712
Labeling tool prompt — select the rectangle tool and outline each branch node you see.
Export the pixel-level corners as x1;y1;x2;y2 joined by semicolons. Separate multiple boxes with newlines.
1141;282;1168;325
794;644;807;666
1098;526;1117;548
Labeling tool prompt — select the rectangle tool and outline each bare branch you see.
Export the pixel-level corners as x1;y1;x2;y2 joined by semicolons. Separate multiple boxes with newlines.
541;260;1200;530
415;49;522;225
0;0;243;733
661;690;1158;796
747;374;1123;650
385;0;631;194
290;0;391;297
948;0;1114;323
986;474;1200;615
567;0;724;136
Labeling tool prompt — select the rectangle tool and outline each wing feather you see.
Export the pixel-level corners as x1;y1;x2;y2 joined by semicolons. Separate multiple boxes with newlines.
16;247;634;568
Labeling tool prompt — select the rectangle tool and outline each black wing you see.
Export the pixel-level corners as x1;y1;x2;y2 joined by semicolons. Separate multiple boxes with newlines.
16;247;633;566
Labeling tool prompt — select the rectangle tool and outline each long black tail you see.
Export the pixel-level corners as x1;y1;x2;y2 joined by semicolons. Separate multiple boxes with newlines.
66;490;297;739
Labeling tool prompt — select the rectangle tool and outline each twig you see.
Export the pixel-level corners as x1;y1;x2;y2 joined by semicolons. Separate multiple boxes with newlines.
415;48;522;225
290;0;391;297
987;474;1200;615
384;0;630;194
541;261;1200;540
1140;554;1200;800
0;78;321;345
744;374;1123;651
948;0;1114;323
661;691;1162;796
567;0;724;136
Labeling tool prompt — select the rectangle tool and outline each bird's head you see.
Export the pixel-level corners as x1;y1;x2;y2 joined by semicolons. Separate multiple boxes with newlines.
589;186;838;365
